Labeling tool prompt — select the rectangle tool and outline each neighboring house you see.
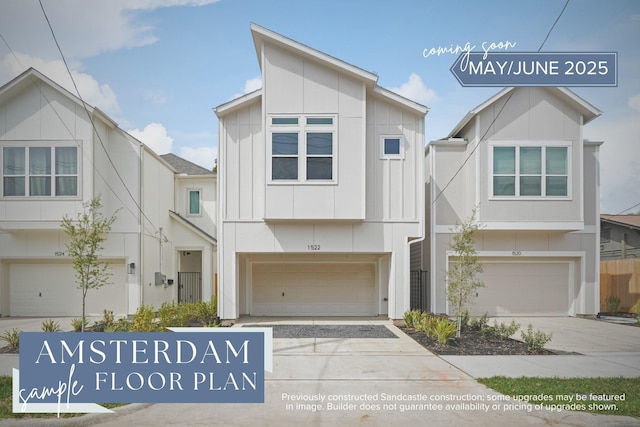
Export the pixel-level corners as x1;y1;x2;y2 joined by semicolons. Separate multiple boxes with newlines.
215;24;428;320
600;215;640;260
0;68;216;317
599;215;640;312
161;153;217;303
424;87;603;317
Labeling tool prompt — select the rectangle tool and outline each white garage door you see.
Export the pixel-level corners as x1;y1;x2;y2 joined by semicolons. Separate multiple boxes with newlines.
9;262;127;317
252;262;376;316
470;261;570;316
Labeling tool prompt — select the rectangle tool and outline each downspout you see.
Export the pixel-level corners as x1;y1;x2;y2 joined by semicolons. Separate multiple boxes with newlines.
139;142;144;307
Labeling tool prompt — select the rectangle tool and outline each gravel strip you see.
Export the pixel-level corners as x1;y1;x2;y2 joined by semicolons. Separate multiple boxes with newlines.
244;324;398;339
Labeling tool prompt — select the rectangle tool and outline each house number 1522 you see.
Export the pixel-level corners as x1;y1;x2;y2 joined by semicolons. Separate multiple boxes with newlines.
308;244;321;251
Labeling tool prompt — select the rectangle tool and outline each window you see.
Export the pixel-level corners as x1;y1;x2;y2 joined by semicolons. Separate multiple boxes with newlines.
188;190;201;215
380;135;405;159
2;145;78;197
491;143;569;198
269;115;336;182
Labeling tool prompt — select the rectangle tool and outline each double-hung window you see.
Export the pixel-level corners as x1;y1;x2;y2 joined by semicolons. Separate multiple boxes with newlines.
270;115;336;182
491;142;569;198
2;145;78;197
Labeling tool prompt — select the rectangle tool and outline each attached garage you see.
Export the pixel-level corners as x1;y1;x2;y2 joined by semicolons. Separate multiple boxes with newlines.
469;260;572;316
251;262;377;316
7;260;127;317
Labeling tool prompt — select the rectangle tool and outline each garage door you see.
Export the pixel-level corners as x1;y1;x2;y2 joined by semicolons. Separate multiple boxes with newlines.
470;261;570;316
9;262;127;316
252;262;376;316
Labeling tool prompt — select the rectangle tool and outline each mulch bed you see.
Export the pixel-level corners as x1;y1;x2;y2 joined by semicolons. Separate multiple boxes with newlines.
0;346;18;355
399;326;556;355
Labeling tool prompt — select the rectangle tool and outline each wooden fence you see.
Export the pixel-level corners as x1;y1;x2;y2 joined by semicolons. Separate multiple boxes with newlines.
600;258;640;312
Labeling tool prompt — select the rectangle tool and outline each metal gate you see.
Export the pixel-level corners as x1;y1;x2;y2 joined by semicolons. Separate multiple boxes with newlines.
410;270;429;312
178;272;202;303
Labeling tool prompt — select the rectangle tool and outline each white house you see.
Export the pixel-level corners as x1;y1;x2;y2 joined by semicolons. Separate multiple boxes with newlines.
215;24;428;320
0;68;217;317
424;87;602;317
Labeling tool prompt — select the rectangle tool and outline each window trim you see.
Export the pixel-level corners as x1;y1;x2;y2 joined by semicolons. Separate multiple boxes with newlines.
1;142;81;199
379;135;405;159
268;114;338;185
488;141;571;200
187;188;202;216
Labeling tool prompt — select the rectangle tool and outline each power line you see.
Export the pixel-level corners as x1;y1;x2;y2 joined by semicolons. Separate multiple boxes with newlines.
432;0;571;205
615;201;640;215
38;0;161;237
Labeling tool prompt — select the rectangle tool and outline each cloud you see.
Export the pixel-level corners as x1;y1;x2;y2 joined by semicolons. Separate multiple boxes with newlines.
628;93;640;112
179;146;217;170
230;76;262;100
389;73;437;105
0;1;220;61
1;52;120;114
128;122;174;154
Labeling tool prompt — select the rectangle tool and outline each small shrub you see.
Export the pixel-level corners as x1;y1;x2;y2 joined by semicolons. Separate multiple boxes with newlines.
196;299;218;326
630;299;640;323
403;309;422;329
469;312;489;332
41;319;62;332
521;323;552;354
433;318;457;345
459;310;470;332
131;305;157;332
604;295;621;313
416;313;438;339
104;318;131;332
177;302;199;326
102;309;116;327
71;318;88;332
482;320;520;341
0;328;20;350
158;301;179;329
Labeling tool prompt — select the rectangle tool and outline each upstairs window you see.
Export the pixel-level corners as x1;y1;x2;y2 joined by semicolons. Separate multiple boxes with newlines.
491;142;569;198
269;115;336;183
380;135;405;159
188;189;201;215
2;145;78;197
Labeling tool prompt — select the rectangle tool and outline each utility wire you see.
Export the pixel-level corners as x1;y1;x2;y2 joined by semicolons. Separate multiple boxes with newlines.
38;0;161;237
432;0;571;204
615;201;640;215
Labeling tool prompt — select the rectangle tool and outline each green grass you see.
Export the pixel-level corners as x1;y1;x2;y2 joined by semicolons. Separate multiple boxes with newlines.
478;376;640;418
0;376;125;419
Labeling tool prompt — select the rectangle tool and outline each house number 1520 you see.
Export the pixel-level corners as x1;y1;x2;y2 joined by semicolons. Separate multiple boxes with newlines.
308;244;321;251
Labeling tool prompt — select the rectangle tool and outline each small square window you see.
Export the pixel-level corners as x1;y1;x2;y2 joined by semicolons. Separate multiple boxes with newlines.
380;136;404;159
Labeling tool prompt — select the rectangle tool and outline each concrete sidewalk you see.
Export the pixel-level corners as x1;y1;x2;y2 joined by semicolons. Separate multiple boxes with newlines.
0;317;638;426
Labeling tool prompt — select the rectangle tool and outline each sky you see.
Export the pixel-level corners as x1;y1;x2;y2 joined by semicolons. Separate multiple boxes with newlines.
0;0;638;214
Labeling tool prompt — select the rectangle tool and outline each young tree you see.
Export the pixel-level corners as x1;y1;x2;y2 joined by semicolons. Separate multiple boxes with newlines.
446;209;484;337
61;197;117;331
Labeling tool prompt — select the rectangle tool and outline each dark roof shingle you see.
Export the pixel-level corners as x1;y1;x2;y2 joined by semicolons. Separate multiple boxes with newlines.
160;153;213;176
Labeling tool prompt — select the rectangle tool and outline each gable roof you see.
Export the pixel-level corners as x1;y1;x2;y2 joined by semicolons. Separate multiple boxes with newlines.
447;87;602;138
0;67;118;129
160;153;214;176
601;214;640;230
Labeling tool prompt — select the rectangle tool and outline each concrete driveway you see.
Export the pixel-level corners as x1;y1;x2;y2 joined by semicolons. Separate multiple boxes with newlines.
0;317;638;426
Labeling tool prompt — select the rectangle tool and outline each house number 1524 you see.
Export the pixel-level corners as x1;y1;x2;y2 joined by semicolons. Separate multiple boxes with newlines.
308;244;321;251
